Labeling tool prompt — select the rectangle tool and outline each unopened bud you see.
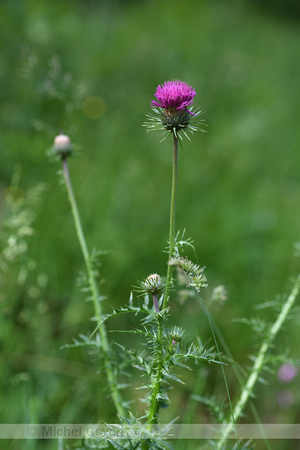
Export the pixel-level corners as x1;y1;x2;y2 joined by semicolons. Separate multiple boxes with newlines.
170;326;185;346
142;273;166;296
53;133;72;158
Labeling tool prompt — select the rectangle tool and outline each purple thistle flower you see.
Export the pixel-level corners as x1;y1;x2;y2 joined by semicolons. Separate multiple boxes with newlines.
144;79;204;140
151;80;196;115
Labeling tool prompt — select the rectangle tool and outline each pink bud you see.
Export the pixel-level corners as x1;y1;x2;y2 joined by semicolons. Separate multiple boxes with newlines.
54;134;71;148
53;133;72;158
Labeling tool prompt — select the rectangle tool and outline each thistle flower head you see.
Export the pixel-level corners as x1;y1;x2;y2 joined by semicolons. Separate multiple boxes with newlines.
135;273;171;313
139;273;167;296
144;79;204;140
52;133;72;159
151;80;196;114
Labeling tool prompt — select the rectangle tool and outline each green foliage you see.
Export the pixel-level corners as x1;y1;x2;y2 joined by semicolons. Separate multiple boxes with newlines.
191;394;228;424
0;170;46;313
1;1;300;449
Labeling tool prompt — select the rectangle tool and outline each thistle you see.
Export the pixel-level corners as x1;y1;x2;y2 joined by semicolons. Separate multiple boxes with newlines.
52;133;72;159
140;83;209;448
136;273;170;313
144;80;205;310
144;79;204;140
169;255;207;293
170;326;185;346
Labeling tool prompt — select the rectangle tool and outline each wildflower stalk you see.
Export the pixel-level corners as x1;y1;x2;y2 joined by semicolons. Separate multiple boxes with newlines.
61;157;125;418
216;276;300;449
142;81;203;449
147;313;164;424
145;80;203;309
163;134;178;309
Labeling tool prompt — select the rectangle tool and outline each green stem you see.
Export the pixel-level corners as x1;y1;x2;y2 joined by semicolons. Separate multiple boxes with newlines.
61;157;125;418
144;133;178;442
142;314;165;450
163;134;178;310
216;276;300;449
147;314;164;424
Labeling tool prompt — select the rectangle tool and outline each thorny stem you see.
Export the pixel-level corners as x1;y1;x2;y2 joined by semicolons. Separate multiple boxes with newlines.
142;317;164;450
216;276;300;449
147;314;164;425
163;134;178;310
143;135;178;449
61;157;125;418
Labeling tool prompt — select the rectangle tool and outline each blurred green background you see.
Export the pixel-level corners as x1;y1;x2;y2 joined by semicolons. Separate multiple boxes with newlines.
1;0;300;448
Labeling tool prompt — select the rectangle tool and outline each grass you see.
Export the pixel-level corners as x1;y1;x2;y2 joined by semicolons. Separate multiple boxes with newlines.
1;0;300;448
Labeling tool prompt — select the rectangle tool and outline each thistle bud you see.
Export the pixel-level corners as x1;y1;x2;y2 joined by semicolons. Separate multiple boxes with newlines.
135;273;169;313
168;256;207;293
142;273;166;296
53;133;72;158
170;326;185;346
